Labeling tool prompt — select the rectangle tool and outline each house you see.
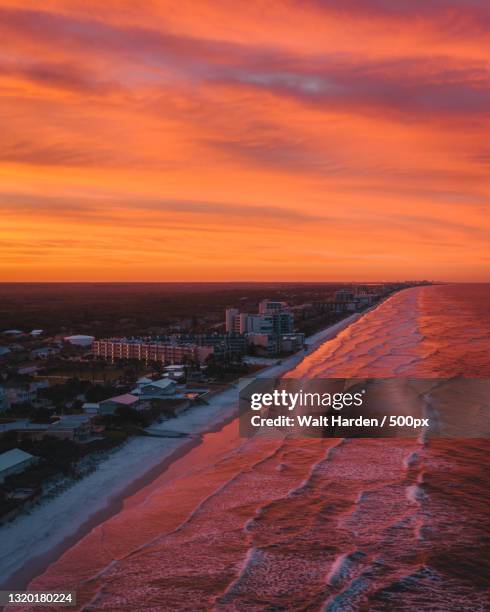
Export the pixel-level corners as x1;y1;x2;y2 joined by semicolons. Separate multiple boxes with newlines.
11;423;51;442
31;347;59;359
82;402;100;414
48;415;94;441
99;393;141;415
132;378;177;400
5;384;37;406
4;380;49;408
5;416;97;442
0;448;38;483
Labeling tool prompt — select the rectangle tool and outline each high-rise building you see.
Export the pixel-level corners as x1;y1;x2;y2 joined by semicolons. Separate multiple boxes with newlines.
258;300;289;315
224;299;294;354
334;289;354;303
225;308;239;333
272;311;294;334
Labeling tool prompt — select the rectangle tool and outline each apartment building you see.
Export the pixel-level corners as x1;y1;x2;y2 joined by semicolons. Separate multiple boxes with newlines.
225;299;294;336
93;339;214;365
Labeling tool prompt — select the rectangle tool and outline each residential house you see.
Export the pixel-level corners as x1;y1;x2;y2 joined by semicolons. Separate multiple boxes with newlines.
0;448;39;483
99;393;143;415
47;415;94;441
132;378;177;400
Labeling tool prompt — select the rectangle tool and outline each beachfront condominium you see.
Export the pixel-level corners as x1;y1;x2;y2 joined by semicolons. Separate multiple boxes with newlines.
225;300;294;336
93;339;215;365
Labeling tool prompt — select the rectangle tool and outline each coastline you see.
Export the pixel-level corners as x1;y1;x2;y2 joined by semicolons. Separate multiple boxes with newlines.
0;308;374;590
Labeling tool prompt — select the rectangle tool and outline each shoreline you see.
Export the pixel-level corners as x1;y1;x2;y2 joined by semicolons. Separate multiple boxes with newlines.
0;307;378;591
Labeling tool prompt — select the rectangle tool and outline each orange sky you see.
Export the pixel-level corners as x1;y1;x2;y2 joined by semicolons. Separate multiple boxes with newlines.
1;0;489;281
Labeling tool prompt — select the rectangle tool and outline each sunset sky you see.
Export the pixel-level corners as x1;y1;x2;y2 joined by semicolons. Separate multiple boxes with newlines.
1;0;489;281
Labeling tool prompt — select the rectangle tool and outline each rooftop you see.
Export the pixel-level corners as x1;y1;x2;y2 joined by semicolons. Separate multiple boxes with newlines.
145;378;176;389
101;393;139;406
50;415;92;430
0;448;36;472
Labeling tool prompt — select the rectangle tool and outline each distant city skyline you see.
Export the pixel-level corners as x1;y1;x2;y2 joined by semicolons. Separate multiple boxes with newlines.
1;1;489;282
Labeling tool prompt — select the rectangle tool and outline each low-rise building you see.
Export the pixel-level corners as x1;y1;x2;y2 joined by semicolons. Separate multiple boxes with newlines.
4;416;97;442
82;402;100;414
246;333;278;357
65;335;95;347
48;415;94;441
93;339;214;365
132;378;177;399
4;380;49;408
5;384;37;406
8;423;50;442
99;393;142;415
0;448;39;483
279;333;306;354
172;333;246;359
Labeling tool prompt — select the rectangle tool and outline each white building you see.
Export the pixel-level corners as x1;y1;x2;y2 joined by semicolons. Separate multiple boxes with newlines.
232;300;293;333
0;448;38;483
225;310;276;334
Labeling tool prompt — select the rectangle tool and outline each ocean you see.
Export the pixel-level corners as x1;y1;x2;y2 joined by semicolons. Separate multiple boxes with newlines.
18;284;490;610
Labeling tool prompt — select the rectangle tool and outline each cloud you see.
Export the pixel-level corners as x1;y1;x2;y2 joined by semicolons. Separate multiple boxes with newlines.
0;140;118;167
0;60;119;94
203;137;345;174
1;7;489;115
2;191;488;244
0;192;329;224
1;2;489;280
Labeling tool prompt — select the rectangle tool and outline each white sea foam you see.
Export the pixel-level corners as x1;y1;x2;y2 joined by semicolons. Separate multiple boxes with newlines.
406;484;425;505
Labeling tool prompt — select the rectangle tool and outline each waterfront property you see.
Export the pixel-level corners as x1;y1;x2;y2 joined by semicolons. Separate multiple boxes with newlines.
98;393;149;415
0;448;39;483
93;339;214;365
132;378;177;399
225;299;301;356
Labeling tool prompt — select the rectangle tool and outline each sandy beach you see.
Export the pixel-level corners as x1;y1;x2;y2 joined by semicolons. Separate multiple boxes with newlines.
0;311;365;590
